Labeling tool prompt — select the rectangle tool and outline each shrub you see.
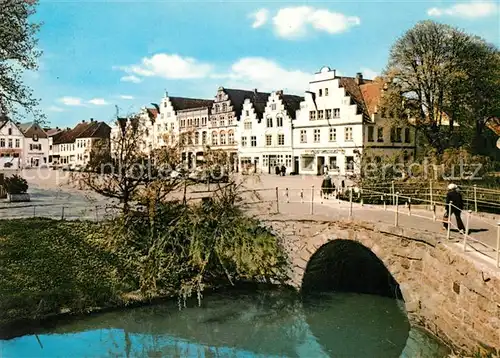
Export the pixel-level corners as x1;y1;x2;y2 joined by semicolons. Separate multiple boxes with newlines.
3;175;28;195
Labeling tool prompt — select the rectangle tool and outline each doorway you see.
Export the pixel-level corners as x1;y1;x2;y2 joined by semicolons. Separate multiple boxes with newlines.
317;156;325;175
293;156;299;174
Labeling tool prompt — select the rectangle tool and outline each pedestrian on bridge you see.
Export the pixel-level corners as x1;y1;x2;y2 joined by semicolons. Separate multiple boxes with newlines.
443;183;466;234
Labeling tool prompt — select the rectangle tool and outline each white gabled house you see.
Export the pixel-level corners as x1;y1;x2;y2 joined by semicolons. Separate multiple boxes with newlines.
238;90;303;174
292;66;416;177
18;122;50;168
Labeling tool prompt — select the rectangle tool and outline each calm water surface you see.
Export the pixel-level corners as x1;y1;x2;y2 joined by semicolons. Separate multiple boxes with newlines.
0;290;449;358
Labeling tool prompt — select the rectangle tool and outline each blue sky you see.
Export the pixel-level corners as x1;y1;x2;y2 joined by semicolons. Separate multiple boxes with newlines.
24;0;499;128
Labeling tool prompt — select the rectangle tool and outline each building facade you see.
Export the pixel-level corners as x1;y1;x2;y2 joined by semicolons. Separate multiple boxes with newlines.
238;90;303;174
292;66;416;177
18;122;50;167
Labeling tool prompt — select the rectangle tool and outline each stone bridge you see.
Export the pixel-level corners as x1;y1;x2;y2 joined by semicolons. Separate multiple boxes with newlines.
256;216;500;356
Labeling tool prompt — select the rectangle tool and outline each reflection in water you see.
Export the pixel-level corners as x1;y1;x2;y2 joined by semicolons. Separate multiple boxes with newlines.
0;289;449;358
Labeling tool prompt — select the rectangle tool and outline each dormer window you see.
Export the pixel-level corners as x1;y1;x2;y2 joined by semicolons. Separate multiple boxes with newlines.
33;134;39;142
8;128;12;135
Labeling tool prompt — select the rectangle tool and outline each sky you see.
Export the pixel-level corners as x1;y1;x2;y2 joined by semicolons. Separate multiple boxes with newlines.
23;0;500;128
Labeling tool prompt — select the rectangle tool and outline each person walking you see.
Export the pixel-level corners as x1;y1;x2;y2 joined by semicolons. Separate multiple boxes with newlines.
280;165;286;176
443;183;466;234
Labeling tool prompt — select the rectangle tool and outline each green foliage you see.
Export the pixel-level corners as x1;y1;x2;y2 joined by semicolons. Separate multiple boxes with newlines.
0;219;129;326
0;0;44;121
3;174;28;194
383;20;500;155
99;196;289;304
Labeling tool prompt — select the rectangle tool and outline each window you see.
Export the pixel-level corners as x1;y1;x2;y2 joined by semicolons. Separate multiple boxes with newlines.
271;103;277;110
202;131;207;144
309;111;316;121
8;139;12;148
377;127;384;142
329;156;337;169
202;117;207;126
276;116;283;127
391;127;402;142
314;129;320;143
325;88;329;96
222;103;227;112
333;108;340;118
367;126;374;142
220;117;225;127
251;136;257;147
167;112;171;117
0;138;4;147
329;128;336;141
241;136;247;146
318;110;324;120
245;110;249;116
300;130;307;143
215;104;220;113
318;89;323;97
346;156;355;171
278;134;284;145
265;135;272;146
244;121;252;130
180;120;185;128
8;128;12;135
326;109;332;119
404;128;411;143
194;132;199;145
228;115;233;126
220;132;226;145
345;127;353;141
266;117;273;128
212;131;218;145
15;139;20;148
170;123;175;131
228;131;234;144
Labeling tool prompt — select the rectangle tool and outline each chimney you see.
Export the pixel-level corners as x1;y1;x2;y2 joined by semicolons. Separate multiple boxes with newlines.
90;118;94;122
355;72;363;85
276;90;283;96
254;88;258;95
81;119;86;123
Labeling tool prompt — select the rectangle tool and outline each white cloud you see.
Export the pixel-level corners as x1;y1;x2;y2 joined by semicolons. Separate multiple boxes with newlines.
272;6;360;39
59;97;83;106
250;8;269;28
47;106;64;112
360;67;379;80
119;53;212;80
120;75;142;83
216;57;310;93
119;95;134;100
88;98;109;106
427;1;498;18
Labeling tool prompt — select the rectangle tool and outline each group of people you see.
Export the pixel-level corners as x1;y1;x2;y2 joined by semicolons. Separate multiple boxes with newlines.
274;165;287;176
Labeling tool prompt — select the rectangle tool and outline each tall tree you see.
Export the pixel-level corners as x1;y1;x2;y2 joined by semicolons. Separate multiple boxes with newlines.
0;0;43;120
382;20;500;154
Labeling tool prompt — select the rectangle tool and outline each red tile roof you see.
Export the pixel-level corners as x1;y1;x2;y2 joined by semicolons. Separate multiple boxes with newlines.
52;121;110;144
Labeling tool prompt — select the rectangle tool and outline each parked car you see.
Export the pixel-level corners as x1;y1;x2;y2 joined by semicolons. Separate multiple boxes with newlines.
3;162;13;168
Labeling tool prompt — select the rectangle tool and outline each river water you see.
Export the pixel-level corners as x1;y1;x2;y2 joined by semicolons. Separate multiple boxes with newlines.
0;289;449;358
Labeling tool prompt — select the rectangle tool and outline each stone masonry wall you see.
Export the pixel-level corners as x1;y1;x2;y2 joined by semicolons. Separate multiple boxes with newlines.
258;217;500;355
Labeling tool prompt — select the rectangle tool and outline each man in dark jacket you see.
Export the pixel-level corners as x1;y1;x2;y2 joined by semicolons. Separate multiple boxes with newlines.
443;183;466;233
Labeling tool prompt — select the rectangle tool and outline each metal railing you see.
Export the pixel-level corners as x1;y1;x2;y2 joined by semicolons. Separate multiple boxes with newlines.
235;185;500;269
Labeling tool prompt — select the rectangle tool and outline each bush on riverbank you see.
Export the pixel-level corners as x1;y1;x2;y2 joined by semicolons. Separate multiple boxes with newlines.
0;196;289;328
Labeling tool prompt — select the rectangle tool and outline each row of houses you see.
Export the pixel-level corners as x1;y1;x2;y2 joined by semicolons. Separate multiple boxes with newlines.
0;115;110;169
114;66;416;176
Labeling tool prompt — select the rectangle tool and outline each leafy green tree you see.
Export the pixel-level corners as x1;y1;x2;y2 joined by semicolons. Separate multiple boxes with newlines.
0;0;43;121
382;20;500;155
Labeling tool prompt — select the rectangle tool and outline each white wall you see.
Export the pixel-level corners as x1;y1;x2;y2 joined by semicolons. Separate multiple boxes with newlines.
292;67;364;176
0;121;23;168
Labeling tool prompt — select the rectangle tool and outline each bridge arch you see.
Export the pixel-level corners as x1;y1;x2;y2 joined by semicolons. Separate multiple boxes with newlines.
301;239;403;300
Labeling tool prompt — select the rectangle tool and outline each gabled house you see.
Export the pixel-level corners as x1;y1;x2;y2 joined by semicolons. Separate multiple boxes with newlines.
18;122;49;167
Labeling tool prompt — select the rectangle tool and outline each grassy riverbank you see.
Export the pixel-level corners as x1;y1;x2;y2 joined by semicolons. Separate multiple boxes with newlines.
0;201;289;332
0;218;131;328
